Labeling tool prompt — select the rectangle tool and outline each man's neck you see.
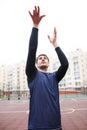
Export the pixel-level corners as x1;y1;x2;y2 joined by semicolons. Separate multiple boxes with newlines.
38;67;48;73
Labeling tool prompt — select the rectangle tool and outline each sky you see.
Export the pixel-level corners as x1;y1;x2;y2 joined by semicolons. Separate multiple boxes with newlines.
0;0;87;65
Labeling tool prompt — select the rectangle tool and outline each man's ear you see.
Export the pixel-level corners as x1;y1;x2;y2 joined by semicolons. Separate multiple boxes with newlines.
35;62;37;67
48;62;49;67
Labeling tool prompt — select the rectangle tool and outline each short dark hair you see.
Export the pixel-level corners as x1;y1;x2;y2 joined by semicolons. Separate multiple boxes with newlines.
36;54;49;63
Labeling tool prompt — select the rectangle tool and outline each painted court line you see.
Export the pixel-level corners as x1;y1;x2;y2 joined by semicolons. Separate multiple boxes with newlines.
61;108;75;114
62;107;87;114
0;107;87;115
0;110;28;114
9;101;28;104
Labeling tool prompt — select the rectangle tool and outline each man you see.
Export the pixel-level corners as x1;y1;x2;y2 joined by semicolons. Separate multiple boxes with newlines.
25;6;69;130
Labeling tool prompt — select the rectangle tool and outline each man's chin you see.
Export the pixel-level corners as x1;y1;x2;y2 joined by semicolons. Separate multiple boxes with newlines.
39;65;48;69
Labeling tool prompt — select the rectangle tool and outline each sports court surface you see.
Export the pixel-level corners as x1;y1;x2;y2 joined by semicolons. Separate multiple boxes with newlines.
0;96;87;130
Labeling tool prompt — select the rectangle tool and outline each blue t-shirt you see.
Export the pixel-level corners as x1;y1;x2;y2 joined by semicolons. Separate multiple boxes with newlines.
28;71;61;129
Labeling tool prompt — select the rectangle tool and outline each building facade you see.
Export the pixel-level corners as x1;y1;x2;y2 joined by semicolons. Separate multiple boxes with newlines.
0;49;87;98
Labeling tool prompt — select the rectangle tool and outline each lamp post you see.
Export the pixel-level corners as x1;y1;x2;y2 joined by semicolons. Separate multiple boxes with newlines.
18;86;20;100
3;83;5;99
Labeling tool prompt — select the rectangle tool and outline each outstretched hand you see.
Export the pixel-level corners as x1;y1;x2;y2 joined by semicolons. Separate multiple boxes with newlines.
48;27;58;48
29;6;46;28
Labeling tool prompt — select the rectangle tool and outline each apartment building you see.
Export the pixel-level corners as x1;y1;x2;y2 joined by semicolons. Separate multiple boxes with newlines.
0;61;28;98
67;49;87;88
49;49;87;90
0;65;8;93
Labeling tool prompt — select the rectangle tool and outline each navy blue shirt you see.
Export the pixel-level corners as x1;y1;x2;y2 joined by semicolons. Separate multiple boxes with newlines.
25;28;69;130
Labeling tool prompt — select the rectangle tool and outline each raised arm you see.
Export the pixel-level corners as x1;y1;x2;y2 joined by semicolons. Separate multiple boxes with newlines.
55;47;69;83
25;6;45;82
25;27;38;82
48;27;69;83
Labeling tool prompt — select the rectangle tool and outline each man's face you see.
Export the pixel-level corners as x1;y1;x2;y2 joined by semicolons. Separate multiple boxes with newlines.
36;55;49;69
